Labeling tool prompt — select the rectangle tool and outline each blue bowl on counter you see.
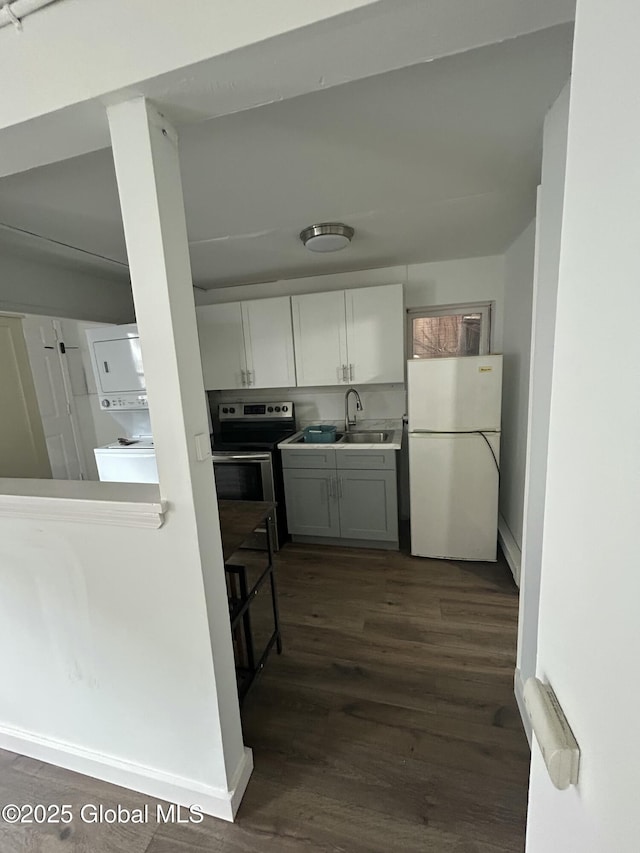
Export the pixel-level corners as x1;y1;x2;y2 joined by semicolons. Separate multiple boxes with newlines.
303;424;337;443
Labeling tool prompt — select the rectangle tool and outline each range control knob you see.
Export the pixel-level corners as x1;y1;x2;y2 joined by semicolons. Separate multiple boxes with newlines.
229;407;236;414
102;399;111;408
282;405;289;412
222;407;229;414
275;406;281;412
267;406;274;413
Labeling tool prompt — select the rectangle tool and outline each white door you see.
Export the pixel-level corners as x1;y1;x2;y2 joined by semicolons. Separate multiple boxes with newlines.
242;296;296;389
292;290;348;386
407;355;503;432
0;315;51;479
525;2;640;850
345;283;404;383
22;316;84;480
409;432;500;561
196;302;247;390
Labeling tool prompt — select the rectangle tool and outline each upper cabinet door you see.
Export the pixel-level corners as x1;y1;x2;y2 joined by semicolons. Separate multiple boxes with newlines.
242;297;296;389
345;284;404;384
196;302;247;390
292;291;348;387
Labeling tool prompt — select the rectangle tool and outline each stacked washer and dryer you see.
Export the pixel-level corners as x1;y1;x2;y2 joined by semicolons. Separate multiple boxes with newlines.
86;324;159;484
85;326;295;551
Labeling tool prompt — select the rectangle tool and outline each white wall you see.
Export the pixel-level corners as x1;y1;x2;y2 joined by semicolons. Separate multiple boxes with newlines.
516;84;570;712
0;245;134;323
499;221;536;563
526;1;640;849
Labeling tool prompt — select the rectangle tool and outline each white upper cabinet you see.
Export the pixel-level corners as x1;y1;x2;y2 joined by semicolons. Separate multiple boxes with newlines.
197;296;296;390
292;290;348;386
293;284;404;387
242;296;296;389
197;301;246;390
197;284;404;391
345;283;404;384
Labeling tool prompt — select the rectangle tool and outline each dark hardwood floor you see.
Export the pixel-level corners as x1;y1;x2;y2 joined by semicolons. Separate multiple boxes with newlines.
0;542;529;852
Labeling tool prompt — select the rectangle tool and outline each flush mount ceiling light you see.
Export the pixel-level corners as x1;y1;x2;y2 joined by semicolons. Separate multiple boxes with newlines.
300;222;355;253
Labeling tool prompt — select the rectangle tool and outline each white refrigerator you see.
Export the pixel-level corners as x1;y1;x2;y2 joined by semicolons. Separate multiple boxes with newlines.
407;354;503;561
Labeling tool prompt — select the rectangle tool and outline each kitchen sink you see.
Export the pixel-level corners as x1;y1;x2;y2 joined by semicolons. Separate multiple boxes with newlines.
291;432;344;444
339;431;391;444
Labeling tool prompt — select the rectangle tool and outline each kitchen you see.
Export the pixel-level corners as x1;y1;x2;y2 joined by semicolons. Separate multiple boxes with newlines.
0;8;575;850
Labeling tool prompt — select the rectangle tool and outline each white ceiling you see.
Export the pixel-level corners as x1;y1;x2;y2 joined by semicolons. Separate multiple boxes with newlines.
0;23;573;289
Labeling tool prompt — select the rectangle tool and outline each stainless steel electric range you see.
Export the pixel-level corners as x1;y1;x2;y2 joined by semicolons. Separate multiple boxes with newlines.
210;401;296;551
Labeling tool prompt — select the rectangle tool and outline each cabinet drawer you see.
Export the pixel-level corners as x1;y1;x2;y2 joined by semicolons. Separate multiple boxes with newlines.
281;448;337;469
336;449;396;470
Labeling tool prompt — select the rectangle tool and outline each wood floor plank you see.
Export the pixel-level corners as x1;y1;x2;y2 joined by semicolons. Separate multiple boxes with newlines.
0;542;529;852
0;757;158;853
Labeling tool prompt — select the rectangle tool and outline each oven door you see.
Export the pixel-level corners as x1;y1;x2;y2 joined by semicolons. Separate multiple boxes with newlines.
212;452;278;549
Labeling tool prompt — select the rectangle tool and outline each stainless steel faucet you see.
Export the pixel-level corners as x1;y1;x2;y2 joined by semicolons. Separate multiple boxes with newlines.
344;387;363;431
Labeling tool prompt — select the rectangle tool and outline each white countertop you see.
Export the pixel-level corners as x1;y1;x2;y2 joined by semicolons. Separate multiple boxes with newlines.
278;421;403;451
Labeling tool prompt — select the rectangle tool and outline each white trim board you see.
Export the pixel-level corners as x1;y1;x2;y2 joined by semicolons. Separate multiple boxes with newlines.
498;514;521;587
514;668;532;747
0;723;253;822
0;480;166;529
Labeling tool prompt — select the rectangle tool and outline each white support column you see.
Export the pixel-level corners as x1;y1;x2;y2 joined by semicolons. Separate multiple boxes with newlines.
107;97;251;820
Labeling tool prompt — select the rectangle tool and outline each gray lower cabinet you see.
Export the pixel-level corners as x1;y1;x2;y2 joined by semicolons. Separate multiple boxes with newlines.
282;468;341;537
281;448;399;546
337;469;398;542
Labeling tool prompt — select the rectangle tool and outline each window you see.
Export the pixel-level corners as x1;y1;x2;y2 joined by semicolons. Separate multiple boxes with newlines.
407;303;492;359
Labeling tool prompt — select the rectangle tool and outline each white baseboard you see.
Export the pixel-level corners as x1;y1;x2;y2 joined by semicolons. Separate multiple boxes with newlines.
498;515;522;587
514;668;532;748
0;723;253;823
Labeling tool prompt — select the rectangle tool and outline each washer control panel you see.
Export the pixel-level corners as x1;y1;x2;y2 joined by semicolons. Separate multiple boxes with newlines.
101;394;149;410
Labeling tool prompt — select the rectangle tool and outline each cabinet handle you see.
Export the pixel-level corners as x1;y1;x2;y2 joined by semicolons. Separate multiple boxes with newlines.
250;370;256;386
342;364;348;383
240;370;246;386
349;364;354;381
328;478;334;500
338;476;343;498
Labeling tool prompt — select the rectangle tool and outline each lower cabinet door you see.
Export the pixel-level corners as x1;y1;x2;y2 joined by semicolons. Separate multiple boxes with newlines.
283;469;340;538
338;469;398;542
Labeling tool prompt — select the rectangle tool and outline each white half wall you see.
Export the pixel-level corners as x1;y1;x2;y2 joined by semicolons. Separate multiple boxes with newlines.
499;221;535;565
0;506;250;819
0;246;134;323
